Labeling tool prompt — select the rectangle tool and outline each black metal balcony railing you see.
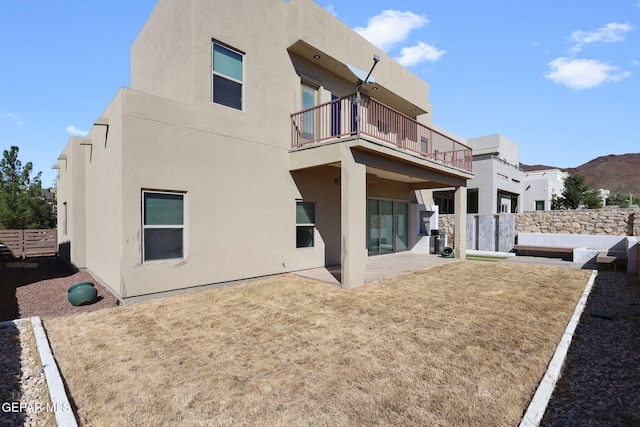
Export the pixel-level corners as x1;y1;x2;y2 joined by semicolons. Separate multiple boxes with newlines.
291;94;473;173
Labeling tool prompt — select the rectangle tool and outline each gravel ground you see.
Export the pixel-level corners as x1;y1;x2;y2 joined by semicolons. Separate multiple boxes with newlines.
0;320;56;427
1;257;118;426
0;257;119;323
541;271;640;427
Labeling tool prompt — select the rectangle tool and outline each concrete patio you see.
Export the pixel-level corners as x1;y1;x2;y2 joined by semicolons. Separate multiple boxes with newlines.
293;250;595;288
293;252;460;286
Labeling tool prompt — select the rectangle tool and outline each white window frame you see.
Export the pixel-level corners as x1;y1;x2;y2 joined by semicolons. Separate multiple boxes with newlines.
212;41;245;111
142;190;186;262
296;200;316;248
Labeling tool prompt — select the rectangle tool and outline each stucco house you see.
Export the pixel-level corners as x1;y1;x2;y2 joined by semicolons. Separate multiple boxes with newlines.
522;168;568;211
54;0;473;302
430;134;570;215
431;134;522;214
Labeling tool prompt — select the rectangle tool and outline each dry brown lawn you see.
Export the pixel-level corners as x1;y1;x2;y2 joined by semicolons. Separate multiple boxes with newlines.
44;261;591;426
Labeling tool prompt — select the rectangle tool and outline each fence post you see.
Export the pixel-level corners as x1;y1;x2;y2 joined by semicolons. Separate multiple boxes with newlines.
19;230;24;258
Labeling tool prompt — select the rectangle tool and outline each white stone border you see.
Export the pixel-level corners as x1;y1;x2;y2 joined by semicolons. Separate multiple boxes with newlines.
519;269;598;427
30;316;78;427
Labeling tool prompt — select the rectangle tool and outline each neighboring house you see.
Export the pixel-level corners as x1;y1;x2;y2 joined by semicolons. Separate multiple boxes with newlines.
41;187;57;216
522;169;568;211
430;134;570;214
598;189;610;208
431;134;523;214
53;0;473;302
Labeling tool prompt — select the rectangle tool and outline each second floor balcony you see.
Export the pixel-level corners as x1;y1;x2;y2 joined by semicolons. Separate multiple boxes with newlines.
291;94;473;173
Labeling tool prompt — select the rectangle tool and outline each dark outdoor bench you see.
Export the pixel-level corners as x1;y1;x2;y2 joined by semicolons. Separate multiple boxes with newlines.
596;250;627;271
513;244;576;255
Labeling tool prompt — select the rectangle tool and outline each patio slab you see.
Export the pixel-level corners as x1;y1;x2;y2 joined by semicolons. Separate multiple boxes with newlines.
293;252;460;286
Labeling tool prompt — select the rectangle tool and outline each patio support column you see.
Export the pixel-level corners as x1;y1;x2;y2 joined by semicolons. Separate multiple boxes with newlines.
340;149;367;289
454;185;467;260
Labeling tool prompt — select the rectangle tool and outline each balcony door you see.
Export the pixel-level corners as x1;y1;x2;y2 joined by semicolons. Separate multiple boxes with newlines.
367;199;409;256
331;94;341;136
301;84;317;141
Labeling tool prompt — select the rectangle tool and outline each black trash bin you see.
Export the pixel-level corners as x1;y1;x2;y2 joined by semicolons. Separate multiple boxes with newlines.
430;230;444;254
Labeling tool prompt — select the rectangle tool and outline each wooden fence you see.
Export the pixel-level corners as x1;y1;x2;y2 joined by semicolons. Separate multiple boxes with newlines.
0;229;57;258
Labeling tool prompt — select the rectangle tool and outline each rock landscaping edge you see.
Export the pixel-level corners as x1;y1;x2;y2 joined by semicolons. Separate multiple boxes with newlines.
30;317;77;427
519;269;598;427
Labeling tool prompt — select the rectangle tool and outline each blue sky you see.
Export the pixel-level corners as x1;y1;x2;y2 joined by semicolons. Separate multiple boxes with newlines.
1;1;638;187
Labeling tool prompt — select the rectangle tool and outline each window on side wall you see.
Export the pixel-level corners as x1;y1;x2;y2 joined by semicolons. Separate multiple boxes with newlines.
467;189;479;214
535;200;545;211
62;202;68;235
433;190;455;214
143;191;185;261
212;41;244;110
296;201;315;248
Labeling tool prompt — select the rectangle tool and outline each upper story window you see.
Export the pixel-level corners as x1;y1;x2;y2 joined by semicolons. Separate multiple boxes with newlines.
212;42;244;110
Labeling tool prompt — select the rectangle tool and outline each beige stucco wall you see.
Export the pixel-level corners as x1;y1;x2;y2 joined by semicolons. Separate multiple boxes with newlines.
82;92;125;296
116;90;315;297
56;137;87;269
124;0;445;297
132;0;432;122
286;0;432;121
291;166;341;266
55;93;125;297
57;0;471;299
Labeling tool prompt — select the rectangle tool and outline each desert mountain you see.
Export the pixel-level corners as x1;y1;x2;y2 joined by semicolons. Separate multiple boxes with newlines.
521;153;640;197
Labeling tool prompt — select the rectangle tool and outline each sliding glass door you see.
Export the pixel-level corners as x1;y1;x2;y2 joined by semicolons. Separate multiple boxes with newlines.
396;201;408;252
367;199;409;256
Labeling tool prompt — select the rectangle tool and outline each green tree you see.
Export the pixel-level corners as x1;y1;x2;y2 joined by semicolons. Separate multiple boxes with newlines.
582;188;603;209
0;146;55;229
607;193;639;208
558;174;602;209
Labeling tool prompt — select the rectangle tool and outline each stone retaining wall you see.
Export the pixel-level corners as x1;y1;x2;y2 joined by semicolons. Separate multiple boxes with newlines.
516;207;638;237
439;207;639;250
438;214;457;248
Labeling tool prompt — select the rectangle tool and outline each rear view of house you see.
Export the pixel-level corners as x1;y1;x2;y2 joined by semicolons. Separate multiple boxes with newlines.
54;0;473;302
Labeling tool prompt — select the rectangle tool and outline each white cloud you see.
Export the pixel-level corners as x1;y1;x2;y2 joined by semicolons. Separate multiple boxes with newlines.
545;57;631;89
354;10;428;52
395;42;446;67
324;4;337;16
66;125;89;137
2;113;23;126
569;22;633;53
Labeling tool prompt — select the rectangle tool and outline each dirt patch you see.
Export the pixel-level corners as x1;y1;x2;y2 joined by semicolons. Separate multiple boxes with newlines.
0;257;119;322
